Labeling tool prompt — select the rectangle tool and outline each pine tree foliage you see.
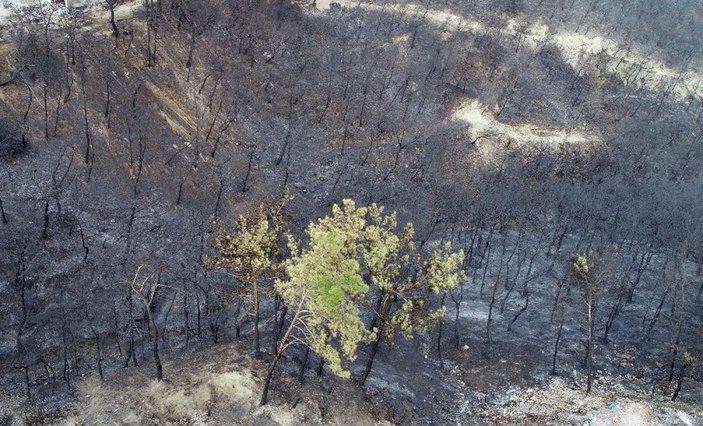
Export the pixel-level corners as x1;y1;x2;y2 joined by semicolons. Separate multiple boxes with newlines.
361;202;465;346
208;198;465;402
275;199;373;378
273;199;464;381
204;197;288;356
205;201;286;283
347;200;465;384
387;242;466;341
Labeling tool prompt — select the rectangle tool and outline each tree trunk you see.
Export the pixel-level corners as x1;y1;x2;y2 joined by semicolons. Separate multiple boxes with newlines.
260;295;304;405
453;289;463;349
274;302;288;354
183;278;190;348
108;2;119;38
254;279;261;358
260;352;282;406
437;292;446;369
604;277;628;342
668;323;681;383
671;363;688;401
22;366;30;399
146;308;163;381
486;276;499;350
552;316;564;375
507;287;529;332
586;286;593;393
0;196;7;224
95;333;104;381
298;347;309;384
359;324;384;386
479;226;496;297
359;293;391;385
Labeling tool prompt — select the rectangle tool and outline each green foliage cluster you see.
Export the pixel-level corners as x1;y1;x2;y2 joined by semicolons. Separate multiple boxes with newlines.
276;199;465;378
571;253;590;279
204;198;289;357
277;201;373;378
205;202;286;284
388;242;465;340
208;198;465;400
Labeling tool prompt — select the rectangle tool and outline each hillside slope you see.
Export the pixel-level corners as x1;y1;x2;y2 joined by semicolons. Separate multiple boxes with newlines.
1;0;702;424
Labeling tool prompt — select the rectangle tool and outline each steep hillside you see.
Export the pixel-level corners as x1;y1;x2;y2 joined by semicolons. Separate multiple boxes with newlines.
0;0;702;424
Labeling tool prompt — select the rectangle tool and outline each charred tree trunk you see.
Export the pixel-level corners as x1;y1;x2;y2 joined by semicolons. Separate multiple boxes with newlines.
0;196;7;224
585;284;594;393
452;285;464;349
15;251;27;354
242;146;255;193
260;297;304;406
260;351;282;406
479;224;497;297
298;347;309;384
273;301;287;354
359;292;391;385
21;366;30;399
107;0;120;38
43;82;49;141
145;306;163;381
603;276;629;342
552;315;564;375
131;266;163;380
437;292;446;369
123;288;138;367
105;79;111;128
42;200;50;239
183;277;190;348
671;358;692;401
94;332;104;381
507;287;529;332
253;279;261;358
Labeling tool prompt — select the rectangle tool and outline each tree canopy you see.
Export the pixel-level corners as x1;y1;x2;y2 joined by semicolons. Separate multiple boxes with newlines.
276;201;373;377
277;199;465;382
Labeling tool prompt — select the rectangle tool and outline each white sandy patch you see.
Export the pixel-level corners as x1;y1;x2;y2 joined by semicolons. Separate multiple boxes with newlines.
210;370;257;404
390;32;411;45
0;5;11;23
144;370;258;421
110;0;142;22
452;99;598;149
314;0;332;9
149;379;212;421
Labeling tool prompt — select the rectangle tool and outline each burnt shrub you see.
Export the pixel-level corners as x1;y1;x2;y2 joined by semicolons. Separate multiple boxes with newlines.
0;120;27;161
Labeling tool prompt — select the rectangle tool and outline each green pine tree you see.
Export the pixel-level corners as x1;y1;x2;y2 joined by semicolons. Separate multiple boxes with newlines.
261;200;373;405
205;198;288;358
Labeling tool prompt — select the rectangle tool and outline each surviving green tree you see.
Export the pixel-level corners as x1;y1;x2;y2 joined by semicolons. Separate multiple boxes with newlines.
570;250;612;393
260;200;372;405
217;199;465;404
205;198;287;358
359;203;465;384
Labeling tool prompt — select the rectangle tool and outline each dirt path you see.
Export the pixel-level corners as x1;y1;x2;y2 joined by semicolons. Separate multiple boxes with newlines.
451;99;599;152
310;0;700;155
313;1;703;101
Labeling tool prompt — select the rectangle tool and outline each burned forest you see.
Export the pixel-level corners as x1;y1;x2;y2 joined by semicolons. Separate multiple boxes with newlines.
0;0;702;424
